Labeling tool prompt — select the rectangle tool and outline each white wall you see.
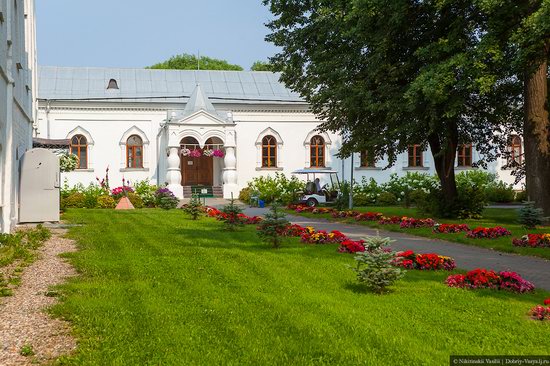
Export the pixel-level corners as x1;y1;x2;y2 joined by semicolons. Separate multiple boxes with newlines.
0;0;36;232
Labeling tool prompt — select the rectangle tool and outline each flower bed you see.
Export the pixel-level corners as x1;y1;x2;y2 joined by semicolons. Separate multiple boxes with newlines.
465;226;511;239
338;239;367;254
399;217;436;229
301;228;347;244
281;224;308;237
512;234;550;248
378;216;403;225
446;269;534;293
354;212;383;221
433;223;470;234
205;207;262;225
394;250;456;270
332;210;360;218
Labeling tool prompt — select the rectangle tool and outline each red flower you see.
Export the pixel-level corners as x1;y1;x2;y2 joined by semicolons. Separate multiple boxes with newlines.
544;299;550;305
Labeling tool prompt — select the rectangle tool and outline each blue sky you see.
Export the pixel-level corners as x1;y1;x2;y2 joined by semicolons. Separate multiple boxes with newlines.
36;0;279;70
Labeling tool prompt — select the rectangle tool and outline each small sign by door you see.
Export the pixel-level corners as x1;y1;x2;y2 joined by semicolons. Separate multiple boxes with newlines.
187;161;193;165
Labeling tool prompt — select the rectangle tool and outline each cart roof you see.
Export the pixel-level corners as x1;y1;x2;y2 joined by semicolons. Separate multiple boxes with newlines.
292;169;339;174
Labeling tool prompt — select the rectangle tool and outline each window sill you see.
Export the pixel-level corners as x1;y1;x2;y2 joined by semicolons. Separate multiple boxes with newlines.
120;168;149;172
70;169;95;173
256;167;284;171
355;167;382;171
402;167;430;171
305;167;330;170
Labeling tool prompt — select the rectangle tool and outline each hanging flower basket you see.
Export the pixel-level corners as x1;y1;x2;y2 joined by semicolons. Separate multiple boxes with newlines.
202;149;214;157
213;149;225;158
189;149;203;158
180;148;191;157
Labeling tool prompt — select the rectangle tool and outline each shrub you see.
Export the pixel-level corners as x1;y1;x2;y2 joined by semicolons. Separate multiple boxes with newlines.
376;192;397;205
97;195;116;209
111;186;134;200
485;180;515;203
182;195;203;220
133;179;158;207
127;192;144;209
64;192;86;208
82;184;108;208
155;188;179;210
361;235;393;252
353;177;382;205
515;190;528;202
257;204;289;248
518;202;544;229
456;180;486;219
351;243;405;294
220;198;244;231
245;173;305;205
408;189;427;206
334;181;350;211
238;187;252;204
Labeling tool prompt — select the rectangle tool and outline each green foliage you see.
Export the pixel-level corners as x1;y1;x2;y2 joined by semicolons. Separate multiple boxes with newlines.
183;195;203;220
148;53;243;71
353;178;379;206
127;192;144;209
518;202;544;229
220;198;244;231
155;188;179;210
245;173;305;205
238;187;253;204
97;195;116;209
377;192;397;206
257;204;289;248
485;181;516;203
58;152;79;172
250;60;275;71
133;179;158;207
408;189;428;207
19;344;34;357
381;173;439;207
64;192;86;208
334;181;350;211
362;236;394;252
351;242;404;294
515;190;528;203
265;0;521;208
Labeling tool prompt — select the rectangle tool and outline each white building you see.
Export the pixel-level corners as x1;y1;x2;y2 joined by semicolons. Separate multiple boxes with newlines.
36;66;523;199
0;0;37;233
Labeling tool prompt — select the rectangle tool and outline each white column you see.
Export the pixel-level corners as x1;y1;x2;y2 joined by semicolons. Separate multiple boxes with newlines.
166;146;183;198
223;129;238;199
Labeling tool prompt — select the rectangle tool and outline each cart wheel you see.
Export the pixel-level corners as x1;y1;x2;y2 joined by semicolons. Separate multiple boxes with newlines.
306;198;318;207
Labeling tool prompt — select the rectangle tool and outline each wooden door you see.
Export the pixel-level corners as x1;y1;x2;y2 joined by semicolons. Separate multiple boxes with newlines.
181;156;213;186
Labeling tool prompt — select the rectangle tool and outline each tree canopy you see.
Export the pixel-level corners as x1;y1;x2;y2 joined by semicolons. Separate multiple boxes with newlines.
264;0;521;213
148;54;243;71
250;61;275;71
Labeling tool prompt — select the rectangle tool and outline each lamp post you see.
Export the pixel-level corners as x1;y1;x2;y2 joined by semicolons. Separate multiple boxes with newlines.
348;153;354;209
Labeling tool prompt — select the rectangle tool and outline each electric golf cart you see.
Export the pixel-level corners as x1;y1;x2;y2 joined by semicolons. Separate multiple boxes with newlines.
292;169;342;207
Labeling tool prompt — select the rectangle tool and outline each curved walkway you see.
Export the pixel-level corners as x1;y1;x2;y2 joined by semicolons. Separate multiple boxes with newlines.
243;207;550;291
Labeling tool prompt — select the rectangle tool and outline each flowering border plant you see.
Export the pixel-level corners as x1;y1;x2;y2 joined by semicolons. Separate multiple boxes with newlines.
433;223;470;234
399;217;436;229
446;268;534;293
394;250;456;270
512;233;550;248
466;226;512;239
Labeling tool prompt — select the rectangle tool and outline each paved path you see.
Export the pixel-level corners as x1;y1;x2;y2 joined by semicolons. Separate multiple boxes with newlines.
243;207;550;291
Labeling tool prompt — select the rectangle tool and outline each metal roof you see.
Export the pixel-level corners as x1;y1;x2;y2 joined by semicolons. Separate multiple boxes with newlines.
37;66;305;104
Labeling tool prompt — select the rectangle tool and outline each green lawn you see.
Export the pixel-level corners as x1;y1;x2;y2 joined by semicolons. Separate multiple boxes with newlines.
287;206;550;260
53;209;548;365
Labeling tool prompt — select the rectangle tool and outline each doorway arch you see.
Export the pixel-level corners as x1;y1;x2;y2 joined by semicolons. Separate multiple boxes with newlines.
180;136;213;186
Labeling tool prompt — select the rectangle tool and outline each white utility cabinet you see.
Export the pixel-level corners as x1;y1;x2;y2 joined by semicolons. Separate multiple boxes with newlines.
19;148;60;223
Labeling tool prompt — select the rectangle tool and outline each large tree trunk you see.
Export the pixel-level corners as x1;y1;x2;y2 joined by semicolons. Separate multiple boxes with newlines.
428;127;458;217
524;54;550;215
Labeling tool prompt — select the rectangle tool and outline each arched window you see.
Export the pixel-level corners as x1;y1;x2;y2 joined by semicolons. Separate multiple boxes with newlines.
310;135;325;168
70;134;88;169
408;145;423;167
508;135;523;166
360;150;376;168
457;144;473;167
126;135;143;168
262;135;277;168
